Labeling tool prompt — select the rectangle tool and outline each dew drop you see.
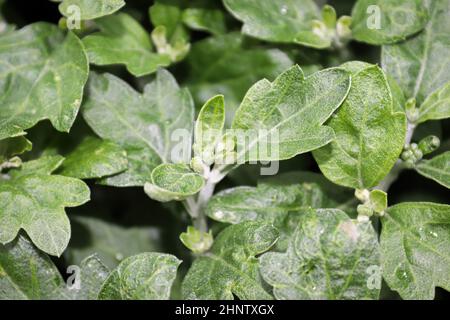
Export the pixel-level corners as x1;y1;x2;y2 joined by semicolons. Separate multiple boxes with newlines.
115;252;124;261
395;264;411;283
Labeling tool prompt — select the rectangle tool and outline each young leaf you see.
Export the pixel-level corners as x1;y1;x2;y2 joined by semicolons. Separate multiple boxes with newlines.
182;0;227;35
98;252;181;300
82;13;171;77
149;0;189;44
194;95;225;164
231;65;351;162
0;23;88;140
66;215;161;269
0;156;90;256
223;0;329;48
416;151;450;189
82;70;194;186
206;182;338;225
58;137;128;179
380;202;450;299
417;81;450;123
260;209;381;299
0;235;66;299
182;221;278;299
144;164;205;202
382;0;450;105
313;62;406;189
184;33;293;119
58;0;125;20
351;0;428;45
0;137;32;164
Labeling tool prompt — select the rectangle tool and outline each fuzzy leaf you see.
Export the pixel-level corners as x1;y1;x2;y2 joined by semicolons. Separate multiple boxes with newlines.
184;33;293;120
67;254;110;300
223;0;329;48
313;62;406;189
58;0;125;20
260;209;380;299
83;13;171;77
0;235;66;299
82;70;194;186
66;215;161;269
98;252;181;300
194;95;225;162
182;221;278;299
380;202;450;299
416;151;450;189
144;164;205;202
352;0;428;45
0;23;88;140
206;182;338;225
59;137;128;179
231;65;350;162
0;156;90;256
418;81;450;123
149;0;189;44
382;0;450;105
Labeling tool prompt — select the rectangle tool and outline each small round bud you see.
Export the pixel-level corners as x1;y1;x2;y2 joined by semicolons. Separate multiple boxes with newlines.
412;148;423;160
410;143;418;151
418;135;440;155
404;159;415;169
401;150;413;161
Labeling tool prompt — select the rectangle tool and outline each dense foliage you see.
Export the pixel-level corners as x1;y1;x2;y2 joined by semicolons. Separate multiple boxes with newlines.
0;0;449;300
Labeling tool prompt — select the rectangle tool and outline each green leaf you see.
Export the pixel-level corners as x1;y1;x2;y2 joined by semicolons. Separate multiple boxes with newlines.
58;0;125;20
66;215;162;269
351;0;428;45
182;0;227;35
223;0;329;48
313;62;406;189
369;189;388;213
180;226;213;254
0;23;88;140
182;221;278;299
0;137;32;164
382;0;450;105
0;156;90;256
416;151;450;189
194;95;225;164
260;209;380;299
206;182;338;225
82;69;194;187
418;81;450;123
144;164;205;202
231;65;350;162
380;202;450;299
58;137;128;179
82;13;171;77
67;254;110;300
0;235;66;299
184;33;293;120
149;0;189;44
98;252;181;300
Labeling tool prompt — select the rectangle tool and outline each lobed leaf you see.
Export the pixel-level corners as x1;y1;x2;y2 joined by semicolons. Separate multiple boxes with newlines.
82;69;194;186
313;62;406;189
0;23;88;140
58;0;125;20
98;252;181;300
380;202;450;299
232;65;351;162
182;221;278;299
0;156;90;256
352;0;428;45
260;209;381;299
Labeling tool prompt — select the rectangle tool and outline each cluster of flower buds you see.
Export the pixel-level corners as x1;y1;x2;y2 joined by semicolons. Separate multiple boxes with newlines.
311;5;352;49
401;135;440;168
